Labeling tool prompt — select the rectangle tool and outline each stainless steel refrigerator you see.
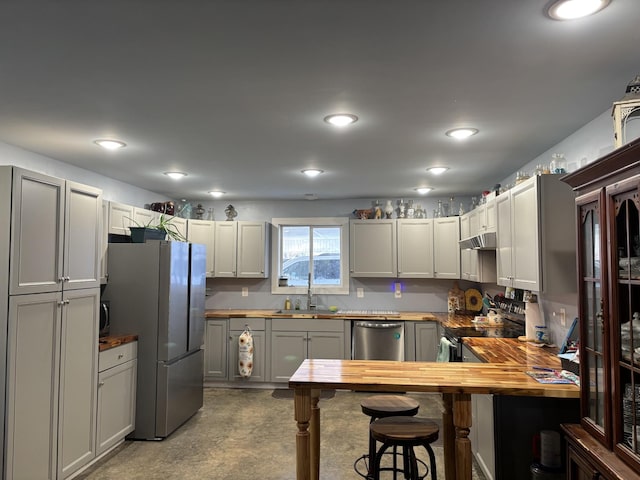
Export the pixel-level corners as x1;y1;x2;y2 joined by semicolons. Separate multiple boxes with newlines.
104;240;205;440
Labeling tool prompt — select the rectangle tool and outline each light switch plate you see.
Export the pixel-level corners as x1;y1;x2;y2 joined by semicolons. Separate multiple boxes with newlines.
242;287;248;297
394;282;402;299
357;288;364;298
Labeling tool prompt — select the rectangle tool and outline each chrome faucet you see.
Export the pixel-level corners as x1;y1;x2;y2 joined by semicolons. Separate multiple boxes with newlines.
307;273;316;310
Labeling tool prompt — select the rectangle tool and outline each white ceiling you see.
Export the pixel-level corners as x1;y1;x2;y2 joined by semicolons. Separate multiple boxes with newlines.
0;0;639;201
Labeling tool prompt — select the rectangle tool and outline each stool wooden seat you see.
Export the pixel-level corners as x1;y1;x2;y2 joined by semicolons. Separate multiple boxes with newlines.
355;395;421;479
369;416;439;480
361;395;420;420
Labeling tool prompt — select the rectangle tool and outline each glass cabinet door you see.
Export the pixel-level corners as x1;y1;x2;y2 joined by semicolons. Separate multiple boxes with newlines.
608;176;640;463
577;192;610;445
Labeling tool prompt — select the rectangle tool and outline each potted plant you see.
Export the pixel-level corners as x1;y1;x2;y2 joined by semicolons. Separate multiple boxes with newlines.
129;214;187;243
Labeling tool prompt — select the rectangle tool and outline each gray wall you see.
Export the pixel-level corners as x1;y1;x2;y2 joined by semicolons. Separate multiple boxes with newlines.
1;105;623;345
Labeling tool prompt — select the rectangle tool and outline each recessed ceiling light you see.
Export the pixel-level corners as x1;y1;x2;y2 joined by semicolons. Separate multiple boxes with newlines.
323;113;358;127
445;128;478;140
208;190;225;198
94;139;126;150
415;187;433;195
302;169;324;177
164;171;187;180
427;167;449;175
546;0;610;20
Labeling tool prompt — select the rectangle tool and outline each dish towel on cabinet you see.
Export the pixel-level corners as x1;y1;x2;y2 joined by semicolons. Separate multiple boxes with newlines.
437;337;452;362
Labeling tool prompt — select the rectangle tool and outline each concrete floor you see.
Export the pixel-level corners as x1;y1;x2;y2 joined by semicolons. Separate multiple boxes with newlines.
76;387;487;479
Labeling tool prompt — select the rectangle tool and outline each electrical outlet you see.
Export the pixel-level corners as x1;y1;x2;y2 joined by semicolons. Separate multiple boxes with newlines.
357;288;364;298
242;287;248;297
559;308;566;326
394;282;402;299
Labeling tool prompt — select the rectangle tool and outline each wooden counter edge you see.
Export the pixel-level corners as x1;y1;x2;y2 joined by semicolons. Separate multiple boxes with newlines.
562;424;640;479
98;334;138;352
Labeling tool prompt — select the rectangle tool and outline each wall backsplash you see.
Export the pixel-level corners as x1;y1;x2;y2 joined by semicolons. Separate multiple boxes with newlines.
205;277;482;313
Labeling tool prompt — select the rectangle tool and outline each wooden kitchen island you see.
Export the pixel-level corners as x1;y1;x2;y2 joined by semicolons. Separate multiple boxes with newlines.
289;358;579;480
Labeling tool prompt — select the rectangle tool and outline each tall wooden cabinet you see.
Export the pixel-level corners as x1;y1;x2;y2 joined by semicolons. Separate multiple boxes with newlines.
1;166;102;479
561;138;640;478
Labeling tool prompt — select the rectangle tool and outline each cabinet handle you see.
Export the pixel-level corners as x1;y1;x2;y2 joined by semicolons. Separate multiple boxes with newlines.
65;300;70;305
98;381;105;387
118;353;124;359
57;301;64;307
58;277;65;283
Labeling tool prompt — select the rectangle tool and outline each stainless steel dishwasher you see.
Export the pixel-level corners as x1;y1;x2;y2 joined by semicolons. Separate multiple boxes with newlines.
352;320;405;360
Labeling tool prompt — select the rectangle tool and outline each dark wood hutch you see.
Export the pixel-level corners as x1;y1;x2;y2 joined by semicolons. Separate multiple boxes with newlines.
561;137;640;479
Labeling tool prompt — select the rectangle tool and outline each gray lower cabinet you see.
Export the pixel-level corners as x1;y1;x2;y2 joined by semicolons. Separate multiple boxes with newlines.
228;318;266;382
414;322;439;362
96;342;137;456
6;288;100;480
461;344;495;480
204;319;228;379
271;319;345;382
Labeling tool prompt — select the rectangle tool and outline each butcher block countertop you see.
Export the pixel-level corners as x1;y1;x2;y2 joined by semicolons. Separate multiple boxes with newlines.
463;337;563;367
98;334;138;352
205;309;439;321
290;358;579;398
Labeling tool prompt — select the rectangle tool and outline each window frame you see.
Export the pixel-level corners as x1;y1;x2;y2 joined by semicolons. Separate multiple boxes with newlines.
271;217;350;295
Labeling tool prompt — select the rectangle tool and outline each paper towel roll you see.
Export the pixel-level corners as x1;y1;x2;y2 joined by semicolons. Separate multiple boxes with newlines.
525;301;545;340
540;430;561;469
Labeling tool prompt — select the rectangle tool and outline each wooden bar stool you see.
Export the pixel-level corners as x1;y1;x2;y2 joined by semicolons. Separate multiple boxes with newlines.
355;395;420;479
369;416;439;480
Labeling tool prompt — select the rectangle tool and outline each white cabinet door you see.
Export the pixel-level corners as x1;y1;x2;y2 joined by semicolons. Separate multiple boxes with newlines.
475;393;496;480
97;358;137;456
415;323;438;362
460;213;474;281
433;217;460;279
350;220;397;277
237;222;267;277
496;191;513;286
168;215;188;241
58;288;99;478
107;202;134;235
511;179;540;291
397;219;434;278
132;207;157;227
468;208;480;237
482;199;497;232
100;200;109;284
64;181;102;291
6;292;61;480
188;220;215;276
228;330;266;382
204;320;228;379
214;222;237;277
9;168;65;295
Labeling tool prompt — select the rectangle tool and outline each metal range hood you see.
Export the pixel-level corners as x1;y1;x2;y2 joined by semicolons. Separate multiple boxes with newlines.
458;231;497;250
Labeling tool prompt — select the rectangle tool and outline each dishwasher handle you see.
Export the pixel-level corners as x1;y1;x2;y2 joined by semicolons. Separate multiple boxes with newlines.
354;321;403;329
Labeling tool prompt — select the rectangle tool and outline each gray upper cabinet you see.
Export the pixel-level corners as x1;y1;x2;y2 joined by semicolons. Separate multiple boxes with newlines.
433;217;460;279
214;221;269;278
187;219;215;276
63;181;102;291
397;219;434;278
350;219;397;277
107;201;133;236
8;168;65;295
7;168;102;295
496;174;576;293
